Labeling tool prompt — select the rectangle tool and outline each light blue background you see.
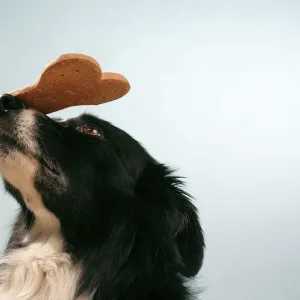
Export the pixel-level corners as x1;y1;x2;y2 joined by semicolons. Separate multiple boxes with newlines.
0;1;299;300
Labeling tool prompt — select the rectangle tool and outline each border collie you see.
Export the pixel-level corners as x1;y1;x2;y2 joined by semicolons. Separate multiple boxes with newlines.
0;94;205;300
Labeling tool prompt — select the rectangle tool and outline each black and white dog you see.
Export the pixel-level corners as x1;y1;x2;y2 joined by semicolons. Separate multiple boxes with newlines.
0;94;205;300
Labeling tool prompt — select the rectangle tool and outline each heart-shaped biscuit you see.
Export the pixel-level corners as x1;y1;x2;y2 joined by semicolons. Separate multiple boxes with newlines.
10;53;130;114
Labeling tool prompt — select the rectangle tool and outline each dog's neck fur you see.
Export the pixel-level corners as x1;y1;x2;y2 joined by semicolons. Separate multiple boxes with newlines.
0;233;84;300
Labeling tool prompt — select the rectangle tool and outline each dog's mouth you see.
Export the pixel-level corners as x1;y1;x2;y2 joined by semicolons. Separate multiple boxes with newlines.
0;135;60;176
0;132;25;155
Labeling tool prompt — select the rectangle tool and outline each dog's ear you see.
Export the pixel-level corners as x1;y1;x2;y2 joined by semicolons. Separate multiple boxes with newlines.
136;163;205;278
171;195;205;277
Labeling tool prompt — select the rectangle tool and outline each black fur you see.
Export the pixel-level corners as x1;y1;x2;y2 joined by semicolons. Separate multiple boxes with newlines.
5;112;205;300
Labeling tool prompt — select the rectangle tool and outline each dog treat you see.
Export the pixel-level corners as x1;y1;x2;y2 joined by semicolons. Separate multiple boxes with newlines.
10;54;130;114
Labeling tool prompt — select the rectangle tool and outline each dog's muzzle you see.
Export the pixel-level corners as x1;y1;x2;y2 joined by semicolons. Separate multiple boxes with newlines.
0;94;26;115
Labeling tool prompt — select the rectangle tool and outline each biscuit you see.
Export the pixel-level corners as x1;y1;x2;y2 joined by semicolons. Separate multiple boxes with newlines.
10;53;130;114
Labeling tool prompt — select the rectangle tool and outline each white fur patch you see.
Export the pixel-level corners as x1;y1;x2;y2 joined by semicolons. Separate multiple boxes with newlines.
0;235;83;300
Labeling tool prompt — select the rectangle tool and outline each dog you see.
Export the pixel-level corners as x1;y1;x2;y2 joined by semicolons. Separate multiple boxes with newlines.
0;94;205;300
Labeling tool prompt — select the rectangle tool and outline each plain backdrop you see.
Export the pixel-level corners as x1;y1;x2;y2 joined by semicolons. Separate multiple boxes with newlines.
0;1;299;300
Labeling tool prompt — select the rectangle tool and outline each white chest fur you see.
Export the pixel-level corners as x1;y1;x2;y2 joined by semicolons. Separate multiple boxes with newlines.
0;235;84;300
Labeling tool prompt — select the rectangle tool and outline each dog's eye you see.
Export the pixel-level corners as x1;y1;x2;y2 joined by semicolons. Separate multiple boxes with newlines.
77;125;103;137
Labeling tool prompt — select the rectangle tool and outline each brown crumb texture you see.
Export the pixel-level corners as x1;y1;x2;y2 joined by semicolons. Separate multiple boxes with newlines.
11;54;130;114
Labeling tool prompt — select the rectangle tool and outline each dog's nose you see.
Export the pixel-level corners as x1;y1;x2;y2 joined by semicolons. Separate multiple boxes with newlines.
0;94;26;114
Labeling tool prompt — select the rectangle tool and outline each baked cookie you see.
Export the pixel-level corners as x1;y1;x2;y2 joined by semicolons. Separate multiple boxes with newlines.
9;53;130;114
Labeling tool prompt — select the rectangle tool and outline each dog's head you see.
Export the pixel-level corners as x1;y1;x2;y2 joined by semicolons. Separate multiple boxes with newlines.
0;95;204;288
